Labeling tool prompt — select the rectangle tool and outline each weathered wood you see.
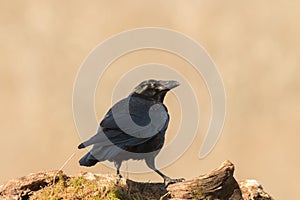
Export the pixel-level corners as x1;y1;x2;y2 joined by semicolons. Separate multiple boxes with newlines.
239;179;274;200
167;160;243;199
0;170;60;199
0;161;274;200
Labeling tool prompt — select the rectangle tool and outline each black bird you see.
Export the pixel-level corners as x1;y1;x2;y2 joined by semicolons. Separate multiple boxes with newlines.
78;79;184;185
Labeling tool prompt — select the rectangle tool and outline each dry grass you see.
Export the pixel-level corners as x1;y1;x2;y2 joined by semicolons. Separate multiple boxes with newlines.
30;172;165;200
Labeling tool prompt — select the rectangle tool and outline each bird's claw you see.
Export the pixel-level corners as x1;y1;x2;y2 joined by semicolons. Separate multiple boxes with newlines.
164;177;185;187
117;174;123;179
115;174;123;184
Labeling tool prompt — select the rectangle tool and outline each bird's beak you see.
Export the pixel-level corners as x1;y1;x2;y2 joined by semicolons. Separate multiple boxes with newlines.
160;80;180;90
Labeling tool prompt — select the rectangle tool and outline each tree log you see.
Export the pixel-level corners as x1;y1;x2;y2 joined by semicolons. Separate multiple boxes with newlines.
0;160;274;200
167;160;243;199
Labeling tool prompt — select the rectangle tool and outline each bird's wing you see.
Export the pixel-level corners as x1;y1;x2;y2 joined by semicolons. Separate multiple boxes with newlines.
79;98;169;149
101;98;169;137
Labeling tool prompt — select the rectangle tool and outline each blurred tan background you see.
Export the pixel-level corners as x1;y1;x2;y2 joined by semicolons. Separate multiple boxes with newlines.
1;0;299;199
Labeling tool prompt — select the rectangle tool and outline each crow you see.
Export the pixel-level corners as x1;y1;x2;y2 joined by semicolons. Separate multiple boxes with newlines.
78;79;184;185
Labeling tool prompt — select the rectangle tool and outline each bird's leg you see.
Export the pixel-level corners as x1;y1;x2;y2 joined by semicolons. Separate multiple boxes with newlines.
155;169;185;187
146;157;184;186
114;161;123;179
117;168;122;178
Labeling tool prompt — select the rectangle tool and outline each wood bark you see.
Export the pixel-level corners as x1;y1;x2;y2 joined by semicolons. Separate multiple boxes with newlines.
0;160;274;200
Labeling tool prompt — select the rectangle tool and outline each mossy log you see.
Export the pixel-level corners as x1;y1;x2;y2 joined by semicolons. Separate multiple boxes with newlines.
0;160;274;200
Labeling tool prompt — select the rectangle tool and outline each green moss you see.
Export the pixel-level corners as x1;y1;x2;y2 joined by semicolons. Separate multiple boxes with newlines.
70;176;85;187
29;174;132;200
29;173;166;200
191;187;203;199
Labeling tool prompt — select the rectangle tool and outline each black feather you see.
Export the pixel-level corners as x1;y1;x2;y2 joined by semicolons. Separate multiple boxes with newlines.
77;80;182;184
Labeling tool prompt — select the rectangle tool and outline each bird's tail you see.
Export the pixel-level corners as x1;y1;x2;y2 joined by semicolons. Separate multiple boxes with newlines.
79;152;98;167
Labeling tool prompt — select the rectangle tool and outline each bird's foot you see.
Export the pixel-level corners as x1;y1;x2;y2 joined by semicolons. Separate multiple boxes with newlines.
117;174;123;179
115;174;123;185
164;177;185;187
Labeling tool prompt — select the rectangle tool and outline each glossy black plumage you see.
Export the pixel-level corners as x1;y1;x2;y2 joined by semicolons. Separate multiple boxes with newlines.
78;79;184;185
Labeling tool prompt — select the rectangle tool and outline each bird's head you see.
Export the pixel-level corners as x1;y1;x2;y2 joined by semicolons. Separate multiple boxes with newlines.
132;79;180;102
